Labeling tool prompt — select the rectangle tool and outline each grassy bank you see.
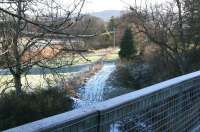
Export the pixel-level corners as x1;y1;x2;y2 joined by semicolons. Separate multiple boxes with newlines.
0;73;71;93
71;47;119;65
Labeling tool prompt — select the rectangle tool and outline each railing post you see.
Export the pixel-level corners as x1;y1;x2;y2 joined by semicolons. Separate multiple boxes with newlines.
97;111;101;132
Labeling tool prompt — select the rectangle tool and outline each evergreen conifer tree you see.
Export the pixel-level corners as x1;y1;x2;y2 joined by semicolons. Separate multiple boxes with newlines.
119;27;137;59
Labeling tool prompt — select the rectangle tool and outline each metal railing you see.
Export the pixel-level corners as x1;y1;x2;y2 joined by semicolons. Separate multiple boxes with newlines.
5;71;200;132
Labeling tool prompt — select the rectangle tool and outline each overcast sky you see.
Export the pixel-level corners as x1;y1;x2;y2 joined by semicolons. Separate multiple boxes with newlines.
82;0;168;13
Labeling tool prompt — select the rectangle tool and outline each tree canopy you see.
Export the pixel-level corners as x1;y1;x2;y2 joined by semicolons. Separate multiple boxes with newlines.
129;0;200;73
0;0;87;95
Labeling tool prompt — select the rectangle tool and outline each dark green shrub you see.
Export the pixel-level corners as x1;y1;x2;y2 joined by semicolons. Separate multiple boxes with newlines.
0;87;73;131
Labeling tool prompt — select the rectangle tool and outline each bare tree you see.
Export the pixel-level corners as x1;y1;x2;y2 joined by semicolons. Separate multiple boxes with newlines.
128;0;200;74
0;0;94;95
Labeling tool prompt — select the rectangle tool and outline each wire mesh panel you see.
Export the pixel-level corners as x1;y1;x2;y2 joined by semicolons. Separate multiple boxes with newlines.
6;71;200;132
98;78;200;132
51;113;99;132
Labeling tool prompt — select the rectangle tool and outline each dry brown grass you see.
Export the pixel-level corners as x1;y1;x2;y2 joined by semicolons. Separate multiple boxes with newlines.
22;45;63;63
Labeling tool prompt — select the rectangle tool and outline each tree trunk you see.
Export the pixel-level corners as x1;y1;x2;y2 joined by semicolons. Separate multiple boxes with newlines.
175;54;188;74
14;74;22;96
13;0;22;96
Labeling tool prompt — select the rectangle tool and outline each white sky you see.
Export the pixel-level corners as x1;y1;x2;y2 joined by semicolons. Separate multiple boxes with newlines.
82;0;168;13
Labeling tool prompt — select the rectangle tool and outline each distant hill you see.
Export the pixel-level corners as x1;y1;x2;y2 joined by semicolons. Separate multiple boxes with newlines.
90;10;122;21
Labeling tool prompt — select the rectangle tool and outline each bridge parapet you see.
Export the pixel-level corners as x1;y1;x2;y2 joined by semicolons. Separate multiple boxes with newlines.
5;71;200;132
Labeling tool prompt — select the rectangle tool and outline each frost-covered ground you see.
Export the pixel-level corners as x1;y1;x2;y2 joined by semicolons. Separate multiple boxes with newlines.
73;63;116;108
